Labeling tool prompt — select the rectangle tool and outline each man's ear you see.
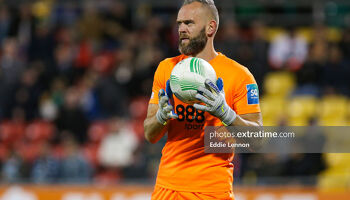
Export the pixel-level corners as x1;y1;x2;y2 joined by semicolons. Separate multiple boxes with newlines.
207;20;217;37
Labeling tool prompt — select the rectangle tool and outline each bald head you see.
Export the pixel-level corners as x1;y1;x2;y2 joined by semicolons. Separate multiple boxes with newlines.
183;0;219;29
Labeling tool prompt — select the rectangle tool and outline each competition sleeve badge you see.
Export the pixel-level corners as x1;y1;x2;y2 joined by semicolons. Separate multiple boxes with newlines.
246;84;259;105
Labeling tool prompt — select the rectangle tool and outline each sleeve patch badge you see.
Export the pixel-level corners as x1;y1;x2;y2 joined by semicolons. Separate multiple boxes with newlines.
246;84;259;105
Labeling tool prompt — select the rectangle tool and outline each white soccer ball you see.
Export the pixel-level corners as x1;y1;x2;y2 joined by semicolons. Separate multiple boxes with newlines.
170;57;217;104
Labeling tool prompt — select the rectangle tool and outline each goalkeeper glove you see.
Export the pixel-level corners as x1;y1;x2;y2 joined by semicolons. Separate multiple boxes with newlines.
156;80;178;125
193;78;237;126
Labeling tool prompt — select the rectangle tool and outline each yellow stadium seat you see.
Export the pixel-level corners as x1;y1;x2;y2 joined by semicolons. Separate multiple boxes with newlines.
324;153;350;168
263;72;296;98
318;118;348;126
260;95;286;126
242;171;258;185
317;95;348;125
32;1;52;18
286;96;318;126
265;27;285;42
327;27;342;42
261;118;278;126
318;167;350;190
319;153;350;189
298;27;313;43
266;27;313;43
347;101;350;120
287;118;308;126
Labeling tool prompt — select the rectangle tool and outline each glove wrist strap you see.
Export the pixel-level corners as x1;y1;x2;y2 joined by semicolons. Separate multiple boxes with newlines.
221;108;237;126
156;110;168;125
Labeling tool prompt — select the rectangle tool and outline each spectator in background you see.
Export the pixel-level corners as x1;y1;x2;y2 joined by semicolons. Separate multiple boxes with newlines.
0;5;10;45
60;132;92;183
77;1;104;41
14;67;42;120
51;1;80;27
28;24;55;71
216;20;242;60
135;17;164;72
101;0;131;43
31;142;60;183
0;38;25;118
50;77;67;108
249;20;269;88
295;41;327;96
268;26;308;71
128;17;166;98
282;153;325;185
1;151;24;183
114;47;134;87
39;93;58;122
7;3;35;54
0;38;24;86
55;87;89;143
283;119;325;185
54;27;77;82
78;70;100;120
122;144;149;179
339;28;350;62
98;117;138;168
321;44;349;95
95;75;127;118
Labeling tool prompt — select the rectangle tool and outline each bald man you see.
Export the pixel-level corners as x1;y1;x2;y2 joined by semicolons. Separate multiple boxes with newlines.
144;1;262;199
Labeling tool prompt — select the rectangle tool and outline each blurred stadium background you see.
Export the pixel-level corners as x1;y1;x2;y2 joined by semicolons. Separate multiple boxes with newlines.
0;0;349;199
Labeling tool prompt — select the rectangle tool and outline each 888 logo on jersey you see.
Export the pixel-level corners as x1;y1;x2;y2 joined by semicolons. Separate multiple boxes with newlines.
175;105;205;130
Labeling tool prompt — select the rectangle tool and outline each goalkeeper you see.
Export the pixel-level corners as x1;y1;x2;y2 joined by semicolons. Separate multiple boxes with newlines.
144;0;262;199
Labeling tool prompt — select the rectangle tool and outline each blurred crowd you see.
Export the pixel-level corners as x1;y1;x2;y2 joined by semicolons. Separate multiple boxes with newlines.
0;1;349;185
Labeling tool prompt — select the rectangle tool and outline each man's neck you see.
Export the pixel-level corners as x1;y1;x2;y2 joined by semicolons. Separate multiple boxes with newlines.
191;40;218;62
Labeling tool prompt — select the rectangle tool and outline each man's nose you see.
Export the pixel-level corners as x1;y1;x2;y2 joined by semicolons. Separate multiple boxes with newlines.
178;23;187;33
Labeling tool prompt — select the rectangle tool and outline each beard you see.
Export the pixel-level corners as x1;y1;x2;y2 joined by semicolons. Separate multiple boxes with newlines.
178;27;207;56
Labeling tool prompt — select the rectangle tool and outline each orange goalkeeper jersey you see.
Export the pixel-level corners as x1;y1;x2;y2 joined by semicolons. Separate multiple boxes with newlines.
149;53;261;192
